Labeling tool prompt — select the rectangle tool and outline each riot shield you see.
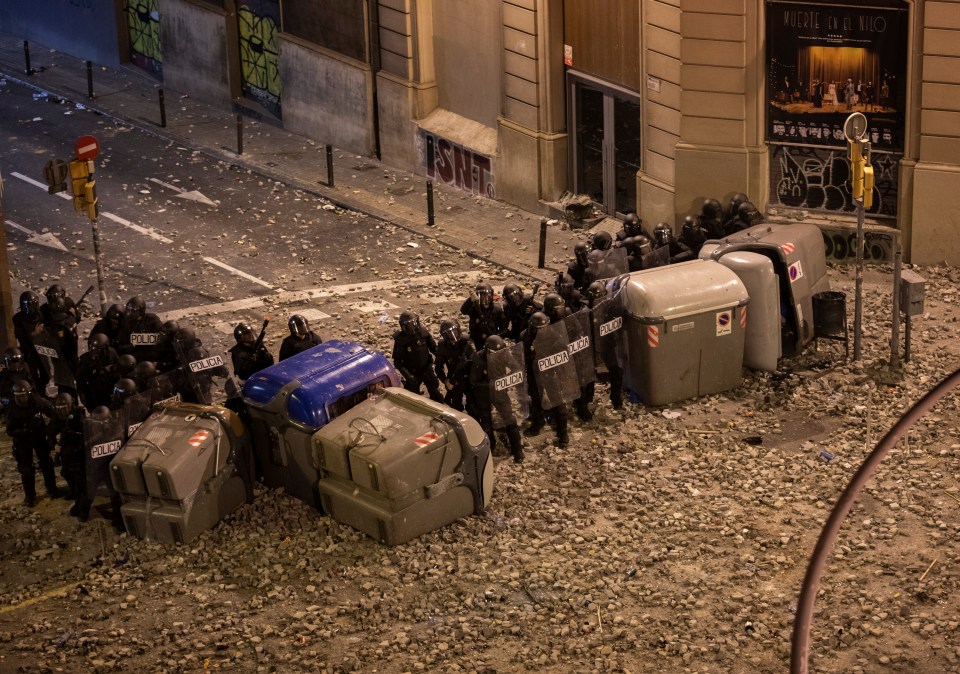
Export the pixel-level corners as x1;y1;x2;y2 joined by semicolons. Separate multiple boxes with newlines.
587;247;630;284
84;411;124;498
150;370;183;407
122;392;153;441
532;321;580;409
487;341;529;429
33;329;76;394
562;311;596;387
178;345;230;405
641;245;671;269
592;294;626;370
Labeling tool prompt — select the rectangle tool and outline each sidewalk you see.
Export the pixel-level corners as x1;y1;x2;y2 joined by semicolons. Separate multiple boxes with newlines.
0;31;581;286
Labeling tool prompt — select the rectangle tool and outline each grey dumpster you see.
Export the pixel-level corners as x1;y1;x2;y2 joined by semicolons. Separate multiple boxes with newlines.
715;251;782;372
622;260;749;406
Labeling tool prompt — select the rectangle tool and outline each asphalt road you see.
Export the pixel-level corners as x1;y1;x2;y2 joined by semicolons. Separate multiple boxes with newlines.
0;77;510;356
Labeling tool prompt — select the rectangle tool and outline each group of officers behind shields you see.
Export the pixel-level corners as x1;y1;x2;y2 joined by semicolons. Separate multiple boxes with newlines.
2;193;760;521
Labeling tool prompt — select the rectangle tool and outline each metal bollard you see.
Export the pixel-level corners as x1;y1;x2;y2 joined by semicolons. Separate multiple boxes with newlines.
86;60;94;99
325;145;334;187
236;113;243;155
158;89;166;128
23;41;32;75
891;248;901;370
538;218;548;268
427;181;435;227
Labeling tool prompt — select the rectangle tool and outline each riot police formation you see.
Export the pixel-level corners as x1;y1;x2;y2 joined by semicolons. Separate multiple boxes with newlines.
460;282;508;350
502;283;542;342
279;314;323;361
230;320;274;382
434;319;475;412
392;311;444;403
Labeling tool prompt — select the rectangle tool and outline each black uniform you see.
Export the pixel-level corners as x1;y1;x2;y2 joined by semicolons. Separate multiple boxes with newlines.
468;346;524;462
229;342;274;382
40;300;80;372
89;309;124;351
434;335;475;412
75;346;119;412
279;331;323;361
181;345;229;405
392;326;444;402
460;297;508;351
118;313;164;362
13;310;48;386
49;402;90;518
520;324;569;448
566;258;590;294
6;391;58;504
503;295;542;342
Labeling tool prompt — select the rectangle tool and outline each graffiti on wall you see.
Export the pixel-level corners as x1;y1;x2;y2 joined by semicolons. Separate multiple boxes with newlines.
418;131;496;198
770;144;900;218
125;0;162;78
820;225;898;263
237;0;281;119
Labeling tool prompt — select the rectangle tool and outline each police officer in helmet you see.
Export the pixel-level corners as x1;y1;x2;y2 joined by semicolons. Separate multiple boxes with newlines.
460;282;508;351
502;282;542;342
434;318;475;412
521;312;570;448
392;311;444;403
469;335;524;463
230;320;274;382
6;380;58;506
12;291;48;385
279;314;323;361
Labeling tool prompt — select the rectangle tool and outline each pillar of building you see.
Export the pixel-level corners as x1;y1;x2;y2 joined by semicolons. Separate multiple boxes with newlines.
375;0;439;168
496;0;567;213
905;0;960;265
674;0;768;222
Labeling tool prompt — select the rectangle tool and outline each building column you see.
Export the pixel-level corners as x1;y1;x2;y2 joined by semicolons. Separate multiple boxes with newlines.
674;0;768;220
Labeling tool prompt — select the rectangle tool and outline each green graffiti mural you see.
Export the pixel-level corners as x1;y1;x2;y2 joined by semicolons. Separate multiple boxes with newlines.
237;0;281;118
126;0;163;78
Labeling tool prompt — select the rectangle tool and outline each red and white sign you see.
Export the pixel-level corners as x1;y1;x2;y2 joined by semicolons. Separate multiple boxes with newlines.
716;311;732;336
740;306;748;329
187;429;210;448
647;325;659;348
75;134;100;161
788;260;804;282
413;431;440;448
781;242;795;255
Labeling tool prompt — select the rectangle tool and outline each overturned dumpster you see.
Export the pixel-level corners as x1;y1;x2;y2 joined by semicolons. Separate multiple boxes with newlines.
313;387;494;545
110;402;254;544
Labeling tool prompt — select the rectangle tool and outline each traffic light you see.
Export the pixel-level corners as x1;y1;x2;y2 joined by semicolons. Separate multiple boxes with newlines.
863;166;875;210
69;159;90;212
84;179;99;220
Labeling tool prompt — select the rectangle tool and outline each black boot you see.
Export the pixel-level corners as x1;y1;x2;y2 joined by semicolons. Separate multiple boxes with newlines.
554;408;569;449
507;425;524;463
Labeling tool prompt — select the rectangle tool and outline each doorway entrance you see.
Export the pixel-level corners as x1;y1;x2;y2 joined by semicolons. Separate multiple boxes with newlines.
568;73;641;216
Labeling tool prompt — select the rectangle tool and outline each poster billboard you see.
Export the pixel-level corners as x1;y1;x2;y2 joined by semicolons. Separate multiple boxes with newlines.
766;2;908;151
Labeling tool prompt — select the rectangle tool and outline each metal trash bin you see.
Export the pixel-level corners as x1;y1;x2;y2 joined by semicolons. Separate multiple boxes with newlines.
812;290;848;357
241;340;400;510
313;387;493;545
702;223;830;358
622;260;749;406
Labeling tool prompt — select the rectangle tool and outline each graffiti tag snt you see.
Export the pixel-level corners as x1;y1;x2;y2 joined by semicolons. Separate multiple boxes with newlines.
771;144;900;218
420;132;496;199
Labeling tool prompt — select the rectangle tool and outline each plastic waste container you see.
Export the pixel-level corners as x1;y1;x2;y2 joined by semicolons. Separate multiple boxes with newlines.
714;251;782;372
313;387;493;545
242;340;400;510
622;260;749;405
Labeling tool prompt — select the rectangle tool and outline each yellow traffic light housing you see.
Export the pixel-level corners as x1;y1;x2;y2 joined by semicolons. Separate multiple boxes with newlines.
862;166;875;210
69;159;90;212
84;180;99;220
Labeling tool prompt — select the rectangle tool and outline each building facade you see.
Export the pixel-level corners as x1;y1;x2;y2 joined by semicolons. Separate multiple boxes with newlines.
2;0;958;264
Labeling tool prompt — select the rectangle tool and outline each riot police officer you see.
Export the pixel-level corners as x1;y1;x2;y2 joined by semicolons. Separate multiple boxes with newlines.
542;293;571;324
502;283;542;342
678;215;708;257
89;304;125;349
723;193;750;235
567;243;591;293
117;296;163;361
460;282;508;351
733;201;764;232
154;320;181;374
698;198;726;240
469;335;524;463
279;314;323;361
40;284;80;371
392;311;444;403
13;291;48;386
555;274;586;313
586;281;624;411
230;321;273;382
75;333;119;412
0;348;34;411
6;380;58;506
49;392;88;516
591;230;613;251
434;319;475;412
615;211;651;244
653;222;694;264
521;312;569;448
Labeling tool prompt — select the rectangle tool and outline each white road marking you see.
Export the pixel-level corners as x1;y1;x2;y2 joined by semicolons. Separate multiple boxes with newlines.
4;219;69;251
202;256;274;290
295;309;331;321
11;171;174;243
148;177;217;206
161;270;486;321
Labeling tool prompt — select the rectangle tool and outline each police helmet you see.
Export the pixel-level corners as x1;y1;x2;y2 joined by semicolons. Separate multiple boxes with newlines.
574;242;589;267
484;335;506;352
134;360;157;383
19;291;40;316
12;380;32;407
558;273;575;295
542;293;565;318
476;283;494;309
45;284;67;309
439;319;462;346
3;347;25;372
728;193;749;219
53;392;74;419
105;304;125;328
654;222;673;247
737;201;761;225
112;378;138;404
161;320;180;338
125;296;147;322
701;198;723;221
399;311;420;336
88;332;110;352
623;212;643;237
117;354;137;376
288;314;309;339
502;283;523;308
91;405;112;423
586;281;608;302
529;312;551;330
592;231;613;251
234;322;256;347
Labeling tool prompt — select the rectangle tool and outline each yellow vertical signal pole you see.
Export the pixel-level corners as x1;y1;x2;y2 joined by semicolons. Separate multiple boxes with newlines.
844;113;871;361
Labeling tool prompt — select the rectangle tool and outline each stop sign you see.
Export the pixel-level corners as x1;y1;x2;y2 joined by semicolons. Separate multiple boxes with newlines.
75;134;100;161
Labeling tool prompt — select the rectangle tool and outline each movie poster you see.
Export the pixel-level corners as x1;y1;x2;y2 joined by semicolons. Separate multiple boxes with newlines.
767;2;908;150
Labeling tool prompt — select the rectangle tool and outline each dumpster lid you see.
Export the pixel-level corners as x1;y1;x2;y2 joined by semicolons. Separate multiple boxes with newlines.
622;260;749;322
